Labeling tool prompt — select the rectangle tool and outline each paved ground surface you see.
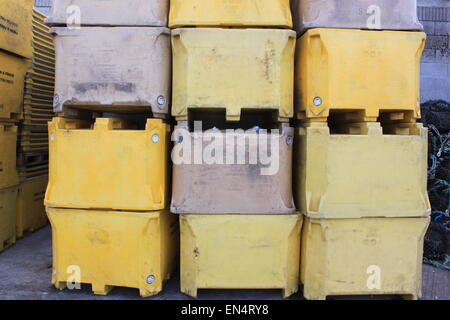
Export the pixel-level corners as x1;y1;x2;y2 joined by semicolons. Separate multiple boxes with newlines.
0;226;448;300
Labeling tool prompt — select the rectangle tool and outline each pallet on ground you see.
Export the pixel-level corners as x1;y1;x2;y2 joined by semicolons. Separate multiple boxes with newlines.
294;29;426;122
0;124;19;189
51;27;171;117
0;186;18;252
172;28;296;122
291;0;423;35
18;163;49;181
16;176;48;238
301;216;430;300
0;0;33;59
45;117;169;211
169;0;292;28
17;152;49;181
172;122;295;214
47;207;178;297
294;122;430;219
17;152;48;168
180;214;303;298
45;0;169;27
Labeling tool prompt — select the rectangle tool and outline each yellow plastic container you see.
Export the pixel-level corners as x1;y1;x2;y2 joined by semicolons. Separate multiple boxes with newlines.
16;176;48;238
45;117;169;211
0;186;18;252
295;29;426;121
172;28;296;122
0;51;28;120
0;0;33;59
301;217;430;300
294;122;430;219
0;123;19;189
180;214;303;298
47;207;179;297
169;0;292;28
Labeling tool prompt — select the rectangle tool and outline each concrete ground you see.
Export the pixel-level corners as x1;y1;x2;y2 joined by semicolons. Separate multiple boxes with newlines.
0;226;448;300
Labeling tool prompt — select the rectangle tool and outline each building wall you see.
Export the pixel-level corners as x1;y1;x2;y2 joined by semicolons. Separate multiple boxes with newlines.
418;0;450;102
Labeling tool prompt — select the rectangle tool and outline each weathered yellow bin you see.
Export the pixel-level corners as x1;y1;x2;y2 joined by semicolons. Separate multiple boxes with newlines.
16;176;48;238
172;28;296;122
300;217;430;300
169;0;292;28
47;207;179;297
180;214;303;298
294;122;430;219
0;186;18;252
0;51;28;120
0;0;33;59
0;123;19;189
45;117;169;211
295;29;426;122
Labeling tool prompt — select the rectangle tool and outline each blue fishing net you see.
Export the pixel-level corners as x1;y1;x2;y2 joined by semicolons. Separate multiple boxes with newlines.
421;100;450;270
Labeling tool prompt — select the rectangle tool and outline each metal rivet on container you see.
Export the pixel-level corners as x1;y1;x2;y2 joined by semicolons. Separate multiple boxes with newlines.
313;97;322;107
286;136;293;145
152;134;159;143
157;96;166;106
146;275;155;284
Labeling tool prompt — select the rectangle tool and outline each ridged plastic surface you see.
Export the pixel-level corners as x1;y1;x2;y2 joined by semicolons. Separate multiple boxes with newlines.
0;124;19;189
180;214;302;298
47;207;179;297
172;28;296;122
0;51;28;120
172;123;295;214
291;0;423;34
301;217;430;300
169;0;292;28
45;118;169;211
16;176;48;238
46;0;169;26
0;186;18;252
0;0;33;58
295;29;426;122
52;27;171;116
294;122;430;219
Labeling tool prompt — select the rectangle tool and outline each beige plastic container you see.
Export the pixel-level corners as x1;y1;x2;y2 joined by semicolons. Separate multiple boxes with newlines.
46;0;169;26
171;122;295;214
52;27;171;117
291;0;423;34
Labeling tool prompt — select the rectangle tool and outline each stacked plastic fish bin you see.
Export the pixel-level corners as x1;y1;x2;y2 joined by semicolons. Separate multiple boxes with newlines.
44;0;178;297
0;0;33;251
16;8;56;239
169;0;302;298
291;0;431;300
